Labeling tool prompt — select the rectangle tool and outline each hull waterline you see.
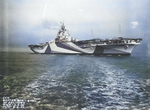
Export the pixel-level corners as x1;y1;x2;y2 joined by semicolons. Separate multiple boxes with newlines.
28;23;142;55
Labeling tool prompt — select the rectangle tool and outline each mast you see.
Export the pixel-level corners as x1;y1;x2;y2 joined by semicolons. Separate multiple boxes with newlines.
119;24;121;37
91;29;93;39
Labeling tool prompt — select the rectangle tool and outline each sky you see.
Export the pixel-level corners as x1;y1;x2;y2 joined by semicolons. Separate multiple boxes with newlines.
0;0;150;54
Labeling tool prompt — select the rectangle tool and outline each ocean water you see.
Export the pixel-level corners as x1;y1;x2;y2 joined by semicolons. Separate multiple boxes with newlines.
0;52;150;109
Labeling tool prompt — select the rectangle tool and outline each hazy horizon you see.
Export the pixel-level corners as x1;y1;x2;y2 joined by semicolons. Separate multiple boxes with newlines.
0;0;150;54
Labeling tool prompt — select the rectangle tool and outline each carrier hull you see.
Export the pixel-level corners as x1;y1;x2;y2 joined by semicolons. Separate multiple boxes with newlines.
28;22;142;55
28;41;140;55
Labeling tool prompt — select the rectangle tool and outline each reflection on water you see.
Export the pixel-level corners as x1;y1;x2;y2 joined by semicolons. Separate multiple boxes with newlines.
1;52;150;109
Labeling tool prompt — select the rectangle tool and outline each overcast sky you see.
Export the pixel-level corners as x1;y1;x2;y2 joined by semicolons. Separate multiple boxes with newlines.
0;0;150;53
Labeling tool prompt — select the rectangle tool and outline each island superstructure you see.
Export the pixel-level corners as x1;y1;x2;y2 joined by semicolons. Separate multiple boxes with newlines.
28;23;142;55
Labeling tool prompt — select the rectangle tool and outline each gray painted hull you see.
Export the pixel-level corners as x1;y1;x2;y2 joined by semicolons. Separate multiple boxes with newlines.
28;41;139;55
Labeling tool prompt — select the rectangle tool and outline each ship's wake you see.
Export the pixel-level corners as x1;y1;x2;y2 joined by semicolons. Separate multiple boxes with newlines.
24;56;150;109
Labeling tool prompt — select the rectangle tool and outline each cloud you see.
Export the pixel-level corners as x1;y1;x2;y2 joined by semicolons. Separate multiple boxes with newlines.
131;21;139;28
42;19;59;30
78;8;84;12
1;0;150;53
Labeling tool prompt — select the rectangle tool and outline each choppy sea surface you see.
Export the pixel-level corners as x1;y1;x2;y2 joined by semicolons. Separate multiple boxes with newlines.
1;52;150;109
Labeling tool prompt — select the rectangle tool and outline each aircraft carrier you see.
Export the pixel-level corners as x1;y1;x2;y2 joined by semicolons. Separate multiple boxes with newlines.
28;23;142;55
